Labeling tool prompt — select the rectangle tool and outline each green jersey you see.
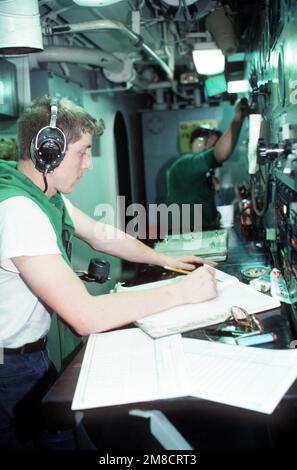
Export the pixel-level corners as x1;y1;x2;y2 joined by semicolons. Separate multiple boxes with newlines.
166;148;221;231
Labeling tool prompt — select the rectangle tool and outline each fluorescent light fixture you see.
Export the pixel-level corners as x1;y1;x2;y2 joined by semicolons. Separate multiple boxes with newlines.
73;0;123;5
192;42;225;75
227;79;249;93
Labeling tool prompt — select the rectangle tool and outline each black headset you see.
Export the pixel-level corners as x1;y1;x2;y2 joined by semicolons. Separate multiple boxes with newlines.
30;100;66;173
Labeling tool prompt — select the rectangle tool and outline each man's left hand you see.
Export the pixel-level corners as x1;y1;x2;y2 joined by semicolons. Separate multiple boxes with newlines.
235;97;250;120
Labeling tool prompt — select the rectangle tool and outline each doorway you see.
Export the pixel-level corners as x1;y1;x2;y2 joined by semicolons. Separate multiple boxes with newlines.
114;111;135;279
114;111;132;230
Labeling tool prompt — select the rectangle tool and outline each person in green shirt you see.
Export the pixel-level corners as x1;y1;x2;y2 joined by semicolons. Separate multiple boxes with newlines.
166;99;249;233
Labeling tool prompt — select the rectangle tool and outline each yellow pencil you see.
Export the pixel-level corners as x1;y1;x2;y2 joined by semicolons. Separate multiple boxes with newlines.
164;265;191;275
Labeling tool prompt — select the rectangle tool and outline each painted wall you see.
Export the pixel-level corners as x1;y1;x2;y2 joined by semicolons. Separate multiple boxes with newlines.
68;90;146;294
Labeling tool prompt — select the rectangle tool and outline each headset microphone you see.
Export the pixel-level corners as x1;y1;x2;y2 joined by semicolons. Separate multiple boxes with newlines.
30;100;66;175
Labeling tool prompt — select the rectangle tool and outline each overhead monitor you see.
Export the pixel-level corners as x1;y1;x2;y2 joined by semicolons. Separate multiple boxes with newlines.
205;74;227;97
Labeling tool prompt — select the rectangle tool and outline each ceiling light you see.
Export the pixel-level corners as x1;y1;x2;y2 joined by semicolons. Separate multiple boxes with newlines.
73;0;123;5
227;79;249;94
192;43;225;75
180;71;199;85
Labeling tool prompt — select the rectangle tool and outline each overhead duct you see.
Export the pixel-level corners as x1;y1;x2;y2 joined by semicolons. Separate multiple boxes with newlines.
29;46;127;76
161;0;197;5
73;0;124;5
44;19;174;82
0;0;43;54
205;7;237;56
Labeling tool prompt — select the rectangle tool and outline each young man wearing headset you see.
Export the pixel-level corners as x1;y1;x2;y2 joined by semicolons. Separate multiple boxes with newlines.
0;96;217;449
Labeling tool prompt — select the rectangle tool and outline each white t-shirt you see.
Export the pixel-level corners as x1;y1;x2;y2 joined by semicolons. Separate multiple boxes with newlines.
0;195;73;348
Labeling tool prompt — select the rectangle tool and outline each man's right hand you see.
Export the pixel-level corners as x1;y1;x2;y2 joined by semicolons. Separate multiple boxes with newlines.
179;265;217;304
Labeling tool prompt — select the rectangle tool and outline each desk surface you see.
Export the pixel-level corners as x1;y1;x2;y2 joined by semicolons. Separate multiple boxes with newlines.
42;227;297;449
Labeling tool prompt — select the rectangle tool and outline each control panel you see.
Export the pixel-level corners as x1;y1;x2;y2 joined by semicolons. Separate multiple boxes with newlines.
275;179;297;311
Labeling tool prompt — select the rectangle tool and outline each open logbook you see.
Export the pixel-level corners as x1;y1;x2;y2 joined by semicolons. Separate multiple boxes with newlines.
114;269;280;338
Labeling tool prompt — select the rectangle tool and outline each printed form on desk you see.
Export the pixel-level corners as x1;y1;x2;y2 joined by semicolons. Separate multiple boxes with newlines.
183;338;297;414
72;329;188;411
71;328;297;414
114;269;280;338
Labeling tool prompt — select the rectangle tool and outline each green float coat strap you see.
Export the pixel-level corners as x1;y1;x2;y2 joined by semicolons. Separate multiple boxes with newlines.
0;159;82;371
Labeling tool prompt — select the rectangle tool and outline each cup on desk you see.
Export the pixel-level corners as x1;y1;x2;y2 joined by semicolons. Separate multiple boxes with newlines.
217;204;234;228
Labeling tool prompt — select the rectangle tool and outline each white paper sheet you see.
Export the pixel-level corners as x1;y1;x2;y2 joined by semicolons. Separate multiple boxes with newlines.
183;338;297;414
72;329;188;410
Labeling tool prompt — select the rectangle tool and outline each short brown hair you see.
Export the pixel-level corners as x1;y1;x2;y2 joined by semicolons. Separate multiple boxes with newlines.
18;96;105;160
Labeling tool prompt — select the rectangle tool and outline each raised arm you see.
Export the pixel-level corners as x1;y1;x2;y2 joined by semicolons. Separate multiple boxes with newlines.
12;254;217;335
213;98;249;163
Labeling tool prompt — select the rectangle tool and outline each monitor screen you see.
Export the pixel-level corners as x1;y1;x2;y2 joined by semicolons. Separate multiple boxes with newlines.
205;74;227;97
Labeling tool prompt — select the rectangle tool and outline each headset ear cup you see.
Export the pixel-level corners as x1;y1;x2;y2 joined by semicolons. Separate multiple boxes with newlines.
31;102;66;174
31;127;66;173
39;138;64;169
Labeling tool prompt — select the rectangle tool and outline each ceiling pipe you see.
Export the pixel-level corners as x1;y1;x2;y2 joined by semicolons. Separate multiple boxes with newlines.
29;45;125;73
86;83;133;94
43;18;175;82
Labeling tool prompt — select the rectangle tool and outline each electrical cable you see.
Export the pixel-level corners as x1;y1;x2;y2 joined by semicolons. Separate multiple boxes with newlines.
181;0;191;22
43;171;48;194
174;0;182;20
